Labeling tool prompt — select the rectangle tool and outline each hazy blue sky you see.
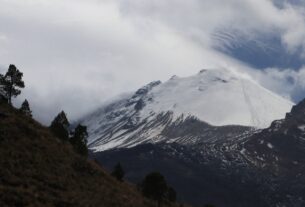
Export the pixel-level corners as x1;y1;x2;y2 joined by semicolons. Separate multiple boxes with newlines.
0;0;305;124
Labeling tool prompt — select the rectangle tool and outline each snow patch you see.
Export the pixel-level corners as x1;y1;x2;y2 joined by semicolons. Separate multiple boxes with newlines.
267;143;274;149
240;148;246;155
298;125;305;131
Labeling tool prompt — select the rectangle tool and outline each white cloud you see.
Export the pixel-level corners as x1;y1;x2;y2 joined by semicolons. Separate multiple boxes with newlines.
116;0;305;50
250;67;305;102
0;0;304;123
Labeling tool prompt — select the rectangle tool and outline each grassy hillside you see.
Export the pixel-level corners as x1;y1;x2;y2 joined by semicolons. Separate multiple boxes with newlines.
0;102;163;207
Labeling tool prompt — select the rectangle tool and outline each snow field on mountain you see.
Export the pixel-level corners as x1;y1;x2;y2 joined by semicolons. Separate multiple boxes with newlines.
140;68;293;128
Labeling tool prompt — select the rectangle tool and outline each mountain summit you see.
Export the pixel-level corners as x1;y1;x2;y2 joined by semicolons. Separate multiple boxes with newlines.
81;68;293;151
134;68;292;127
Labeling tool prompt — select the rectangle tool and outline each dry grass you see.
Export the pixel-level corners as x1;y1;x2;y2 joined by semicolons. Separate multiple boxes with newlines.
0;102;173;207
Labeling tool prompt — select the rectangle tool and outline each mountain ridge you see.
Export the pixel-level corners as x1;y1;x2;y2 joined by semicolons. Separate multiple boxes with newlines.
81;68;293;152
92;96;305;207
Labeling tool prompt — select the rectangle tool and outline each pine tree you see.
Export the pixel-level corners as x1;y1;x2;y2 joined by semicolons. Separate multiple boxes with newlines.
0;74;7;102
141;172;168;207
0;65;25;105
111;162;125;182
140;172;177;206
19;99;32;117
50;111;70;141
70;124;88;156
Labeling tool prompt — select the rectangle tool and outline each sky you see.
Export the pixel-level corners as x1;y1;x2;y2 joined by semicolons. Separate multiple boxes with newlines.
0;0;305;124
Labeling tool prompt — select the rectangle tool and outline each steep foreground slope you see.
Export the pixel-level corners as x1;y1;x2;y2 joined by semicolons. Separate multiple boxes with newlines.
81;68;292;152
0;102;166;207
92;99;305;207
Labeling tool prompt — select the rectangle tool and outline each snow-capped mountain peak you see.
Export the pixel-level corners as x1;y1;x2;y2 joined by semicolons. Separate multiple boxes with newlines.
137;68;293;128
81;68;293;151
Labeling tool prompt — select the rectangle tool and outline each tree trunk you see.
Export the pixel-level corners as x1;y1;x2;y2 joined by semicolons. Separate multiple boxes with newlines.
157;199;161;207
8;81;12;105
8;93;11;105
8;89;11;105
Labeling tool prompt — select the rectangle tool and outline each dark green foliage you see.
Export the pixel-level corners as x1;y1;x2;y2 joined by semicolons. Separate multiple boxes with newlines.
166;187;177;203
70;124;88;156
140;172;169;207
0;65;25;105
111;162;125;182
50;111;70;141
140;172;178;206
0;82;6;102
19;99;32;117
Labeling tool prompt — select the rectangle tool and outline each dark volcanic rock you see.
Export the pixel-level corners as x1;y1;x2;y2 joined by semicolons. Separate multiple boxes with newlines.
134;99;145;111
133;81;161;97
